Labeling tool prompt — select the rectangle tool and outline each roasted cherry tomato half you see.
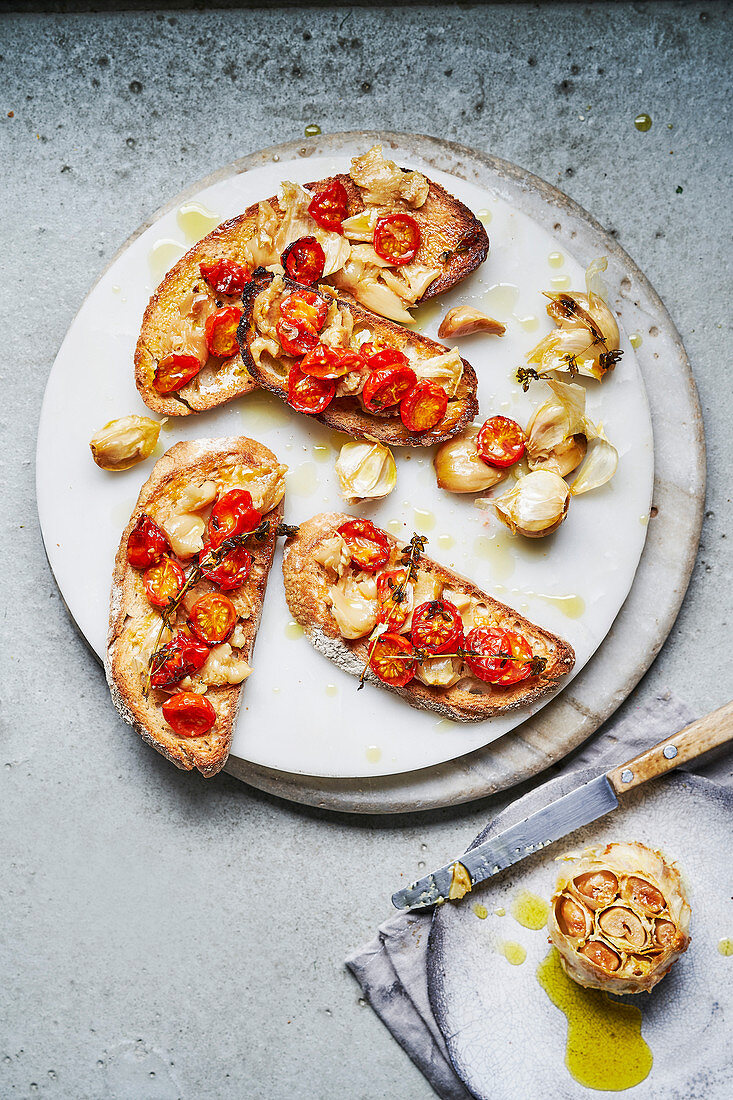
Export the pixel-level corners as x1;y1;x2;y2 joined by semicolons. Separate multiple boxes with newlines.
207;489;262;550
153;352;202;395
188;592;237;645
373;213;421;266
362;364;417;412
150;631;210;689
337;518;390;573
127;514;170;570
143;555;186;609
299;344;362;380
399;380;449;433
359;339;390;359
323;346;363;376
204;306;242;359
476;416;526;468
376;568;412;630
363;347;409;373
162;691;217;738
200;543;252;592
281;236;326;285
411;598;464;655
369;632;416;687
287;364;335;414
307;179;349;233
276;319;319;358
463;627;534;685
279;289;329;334
199;258;251;296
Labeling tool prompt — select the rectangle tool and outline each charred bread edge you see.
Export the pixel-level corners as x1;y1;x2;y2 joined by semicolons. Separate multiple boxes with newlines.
134;171;489;417
282;513;575;723
105;437;284;777
238;272;479;447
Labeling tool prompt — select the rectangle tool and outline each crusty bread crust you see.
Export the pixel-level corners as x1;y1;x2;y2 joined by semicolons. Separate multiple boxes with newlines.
134;172;488;417
282;513;575;722
239;273;479;447
106;437;283;776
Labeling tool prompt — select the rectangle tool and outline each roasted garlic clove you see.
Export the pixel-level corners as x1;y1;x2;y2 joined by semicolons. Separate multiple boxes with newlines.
434;427;507;494
525;381;587;476
90;415;162;471
335;442;397;503
493;470;570;537
438;307;506;339
597;906;649;950
572;869;618;911
554;895;592;940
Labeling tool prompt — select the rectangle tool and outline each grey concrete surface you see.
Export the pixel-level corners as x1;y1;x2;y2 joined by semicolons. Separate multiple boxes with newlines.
1;4;731;1098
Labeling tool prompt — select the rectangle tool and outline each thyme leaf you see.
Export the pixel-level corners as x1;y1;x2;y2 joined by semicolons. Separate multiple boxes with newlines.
516;366;541;392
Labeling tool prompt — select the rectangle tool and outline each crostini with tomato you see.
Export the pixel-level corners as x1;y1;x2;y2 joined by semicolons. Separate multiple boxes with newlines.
237;272;479;446
134;145;488;417
281;514;575;720
106;438;286;775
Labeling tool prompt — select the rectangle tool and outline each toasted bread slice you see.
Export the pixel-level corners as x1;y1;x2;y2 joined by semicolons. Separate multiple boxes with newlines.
282;513;575;721
106;437;286;776
238;273;478;446
135;159;488;418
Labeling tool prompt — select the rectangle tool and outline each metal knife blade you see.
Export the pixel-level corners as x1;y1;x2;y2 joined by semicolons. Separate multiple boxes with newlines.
391;773;618;911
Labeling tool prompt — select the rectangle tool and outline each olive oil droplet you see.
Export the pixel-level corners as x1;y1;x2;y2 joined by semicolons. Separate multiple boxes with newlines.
473;535;515;582
548;251;565;268
148;239;185;284
499;940;527;965
634;113;653;132
325;683;338;698
718;937;733;956
304;123;322;137
472;903;488;919
630;332;643;349
285;621;304;640
517;314;539;333
482;283;520;320
365;745;382;763
176;201;220;243
537;948;652;1090
477;208;493;225
511;890;549;930
413;507;436;533
550;274;571;292
437;533;455;550
386;518;404;537
494;907;506;917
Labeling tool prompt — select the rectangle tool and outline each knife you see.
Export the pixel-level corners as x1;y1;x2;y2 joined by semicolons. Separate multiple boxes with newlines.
392;700;733;911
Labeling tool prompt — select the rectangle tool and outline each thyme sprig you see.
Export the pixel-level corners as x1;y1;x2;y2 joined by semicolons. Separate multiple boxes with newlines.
357;532;427;691
372;646;548;676
516;366;541;392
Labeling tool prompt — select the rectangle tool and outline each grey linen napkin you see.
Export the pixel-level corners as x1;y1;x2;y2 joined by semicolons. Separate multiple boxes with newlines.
345;692;731;1100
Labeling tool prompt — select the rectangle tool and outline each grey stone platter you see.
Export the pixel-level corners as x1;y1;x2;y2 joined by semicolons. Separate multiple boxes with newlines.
427;771;732;1098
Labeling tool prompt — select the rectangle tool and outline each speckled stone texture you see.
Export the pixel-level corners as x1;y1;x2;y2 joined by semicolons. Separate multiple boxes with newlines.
1;4;731;1098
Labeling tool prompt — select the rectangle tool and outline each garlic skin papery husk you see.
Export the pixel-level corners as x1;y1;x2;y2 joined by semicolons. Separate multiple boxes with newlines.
90;414;163;471
549;841;691;995
493;470;570;537
335;442;397;504
526;380;618;493
434;426;508;494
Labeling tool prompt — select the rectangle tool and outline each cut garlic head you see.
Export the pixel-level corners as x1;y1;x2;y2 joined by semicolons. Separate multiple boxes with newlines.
434;427;507;494
493;470;569;538
335;442;396;503
90;415;162;471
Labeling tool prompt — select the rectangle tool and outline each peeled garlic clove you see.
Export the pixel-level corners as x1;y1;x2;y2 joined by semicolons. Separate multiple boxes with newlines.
438;306;506;338
598;906;649;949
90;414;162;471
573;869;619;910
434;427;507;494
622;876;666;914
554;895;592;939
494;470;569;537
569;430;618;495
335;442;396;503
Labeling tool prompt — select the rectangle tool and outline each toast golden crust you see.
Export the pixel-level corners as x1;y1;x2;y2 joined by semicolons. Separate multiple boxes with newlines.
238;273;479;447
134;169;488;418
282;513;575;722
106;437;284;776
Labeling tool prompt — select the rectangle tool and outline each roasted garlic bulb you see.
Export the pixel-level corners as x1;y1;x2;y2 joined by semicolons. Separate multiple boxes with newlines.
335;442;396;503
90;415;162;471
525;381;618;493
434;426;508;494
549;842;691;994
493;470;569;537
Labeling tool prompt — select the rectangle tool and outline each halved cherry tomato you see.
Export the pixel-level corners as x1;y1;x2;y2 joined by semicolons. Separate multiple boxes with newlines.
153;352;202;395
281;236;326;285
359;339;390;359
200;543;252;592
199;258;251;295
377;569;412;630
463;627;534;685
299;344;362;380
337;518;390;573
477;416;526;468
323;346;363;376
373;214;421;266
276;319;319;357
207;489;262;549
411;599;464;655
279;289;328;334
150;631;210;689
188;592;237;645
204;306;242;358
399;380;449;433
369;632;416;687
127;514;170;570
143;555;185;609
362;365;417;412
364;347;409;373
287;364;335;414
307;179;348;233
162;691;217;738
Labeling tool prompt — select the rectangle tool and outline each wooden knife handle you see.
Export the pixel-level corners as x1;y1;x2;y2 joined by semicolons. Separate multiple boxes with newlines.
607;700;733;794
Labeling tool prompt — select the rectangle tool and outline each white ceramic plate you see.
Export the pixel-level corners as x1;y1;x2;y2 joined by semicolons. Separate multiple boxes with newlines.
428;772;732;1099
36;146;653;778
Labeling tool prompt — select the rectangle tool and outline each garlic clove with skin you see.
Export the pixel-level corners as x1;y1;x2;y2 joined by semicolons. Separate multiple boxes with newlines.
438;307;506;339
90;414;163;471
434;426;508;494
335;442;396;503
493;470;570;538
